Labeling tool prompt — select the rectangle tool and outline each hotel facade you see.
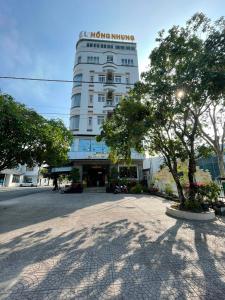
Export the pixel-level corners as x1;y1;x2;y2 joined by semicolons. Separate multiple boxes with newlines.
68;31;143;187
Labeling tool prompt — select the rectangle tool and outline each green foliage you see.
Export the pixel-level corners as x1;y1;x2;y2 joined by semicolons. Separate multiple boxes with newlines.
40;167;48;176
109;167;119;181
0;94;73;171
130;183;143;194
68;168;80;183
196;182;221;203
58;174;69;183
164;183;173;196
184;199;202;212
98;13;225;207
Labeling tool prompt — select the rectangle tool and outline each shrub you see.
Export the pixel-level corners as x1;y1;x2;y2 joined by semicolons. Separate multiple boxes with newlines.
184;199;202;212
142;186;149;193
148;186;159;194
68;168;80;183
165;183;173;196
130;183;143;194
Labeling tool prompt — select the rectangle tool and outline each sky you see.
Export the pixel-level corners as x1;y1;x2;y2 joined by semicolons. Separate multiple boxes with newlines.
0;0;224;127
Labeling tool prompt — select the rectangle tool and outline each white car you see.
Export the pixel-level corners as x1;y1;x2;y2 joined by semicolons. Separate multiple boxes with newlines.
20;181;37;187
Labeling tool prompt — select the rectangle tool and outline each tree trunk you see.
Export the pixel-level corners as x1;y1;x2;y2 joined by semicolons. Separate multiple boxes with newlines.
217;152;225;178
173;175;186;207
164;155;186;206
188;153;197;201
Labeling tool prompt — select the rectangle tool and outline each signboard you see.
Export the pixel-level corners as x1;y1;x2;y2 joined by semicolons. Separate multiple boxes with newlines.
79;31;135;42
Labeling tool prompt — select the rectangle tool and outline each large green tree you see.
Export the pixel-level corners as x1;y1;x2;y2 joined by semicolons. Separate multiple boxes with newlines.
99;13;225;206
0;94;73;171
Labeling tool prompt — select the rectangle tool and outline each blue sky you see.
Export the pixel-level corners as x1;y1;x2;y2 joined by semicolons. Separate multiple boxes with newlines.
0;0;224;127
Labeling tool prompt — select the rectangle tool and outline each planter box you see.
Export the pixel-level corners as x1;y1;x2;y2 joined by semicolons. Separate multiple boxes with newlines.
214;206;225;216
166;205;215;221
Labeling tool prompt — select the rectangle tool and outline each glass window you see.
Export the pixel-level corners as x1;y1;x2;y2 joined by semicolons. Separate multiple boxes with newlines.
115;76;121;83
89;95;93;105
77;56;81;63
91;140;102;153
79;139;91;152
114;95;121;104
73;74;82;87
12;175;20;183
87;43;89;47
119;166;137;178
98;75;106;82
98;94;105;102
90;75;94;82
70;115;80;130
107;55;113;63
71;93;81;107
126;77;129;84
88;116;92;129
97;116;105;125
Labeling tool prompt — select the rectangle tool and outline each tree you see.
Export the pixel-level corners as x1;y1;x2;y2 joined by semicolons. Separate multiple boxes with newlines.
0;94;73;171
99;13;225;207
68;168;80;183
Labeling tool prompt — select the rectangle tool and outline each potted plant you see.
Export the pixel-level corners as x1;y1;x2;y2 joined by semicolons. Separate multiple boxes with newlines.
62;168;83;193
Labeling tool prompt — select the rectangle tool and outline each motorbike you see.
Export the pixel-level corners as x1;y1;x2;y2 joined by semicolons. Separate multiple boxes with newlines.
114;184;128;194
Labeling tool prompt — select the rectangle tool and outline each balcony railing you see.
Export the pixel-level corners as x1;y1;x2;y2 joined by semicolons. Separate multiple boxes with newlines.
104;100;115;107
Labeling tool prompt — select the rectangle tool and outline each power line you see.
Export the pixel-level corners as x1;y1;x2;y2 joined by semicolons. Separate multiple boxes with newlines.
0;76;135;86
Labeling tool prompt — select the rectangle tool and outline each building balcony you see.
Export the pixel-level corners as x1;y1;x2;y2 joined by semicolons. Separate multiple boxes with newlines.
104;100;115;107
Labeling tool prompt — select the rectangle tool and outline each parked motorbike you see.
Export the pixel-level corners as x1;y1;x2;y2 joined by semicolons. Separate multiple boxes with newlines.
114;184;128;194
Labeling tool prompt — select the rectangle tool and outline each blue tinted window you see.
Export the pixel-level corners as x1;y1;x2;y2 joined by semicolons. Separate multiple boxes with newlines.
79;140;91;152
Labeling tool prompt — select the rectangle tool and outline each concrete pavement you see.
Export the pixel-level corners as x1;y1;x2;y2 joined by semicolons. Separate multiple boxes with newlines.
0;186;51;201
0;190;225;299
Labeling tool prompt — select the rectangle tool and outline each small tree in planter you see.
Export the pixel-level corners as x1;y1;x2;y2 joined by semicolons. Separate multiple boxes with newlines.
63;168;83;193
69;168;80;184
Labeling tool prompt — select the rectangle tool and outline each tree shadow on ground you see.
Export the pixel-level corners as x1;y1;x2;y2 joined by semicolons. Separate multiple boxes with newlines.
1;215;225;299
0;192;135;234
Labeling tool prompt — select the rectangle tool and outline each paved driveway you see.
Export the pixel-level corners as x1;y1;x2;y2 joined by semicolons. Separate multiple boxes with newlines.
0;191;225;299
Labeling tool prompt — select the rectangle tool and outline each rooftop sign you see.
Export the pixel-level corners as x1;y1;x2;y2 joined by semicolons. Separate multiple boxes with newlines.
79;31;135;42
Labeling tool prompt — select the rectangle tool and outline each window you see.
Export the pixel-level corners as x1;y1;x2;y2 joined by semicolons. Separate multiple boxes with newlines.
79;139;109;153
70;115;80;130
77;56;81;63
121;58;134;65
126;76;130;84
73;74;82;87
119;166;137;179
107;90;113;100
98;75;106;82
89;95;93;106
114;95;121;104
115;76;121;83
24;176;33;183
79;139;91;151
107;55;113;63
87;116;92;129
12;175;20;183
106;71;113;82
90;75;94;82
98;94;105;102
97;116;105;125
87;56;99;64
71;93;81;107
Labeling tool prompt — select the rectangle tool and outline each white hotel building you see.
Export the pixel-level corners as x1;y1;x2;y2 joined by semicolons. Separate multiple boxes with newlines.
68;32;143;187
